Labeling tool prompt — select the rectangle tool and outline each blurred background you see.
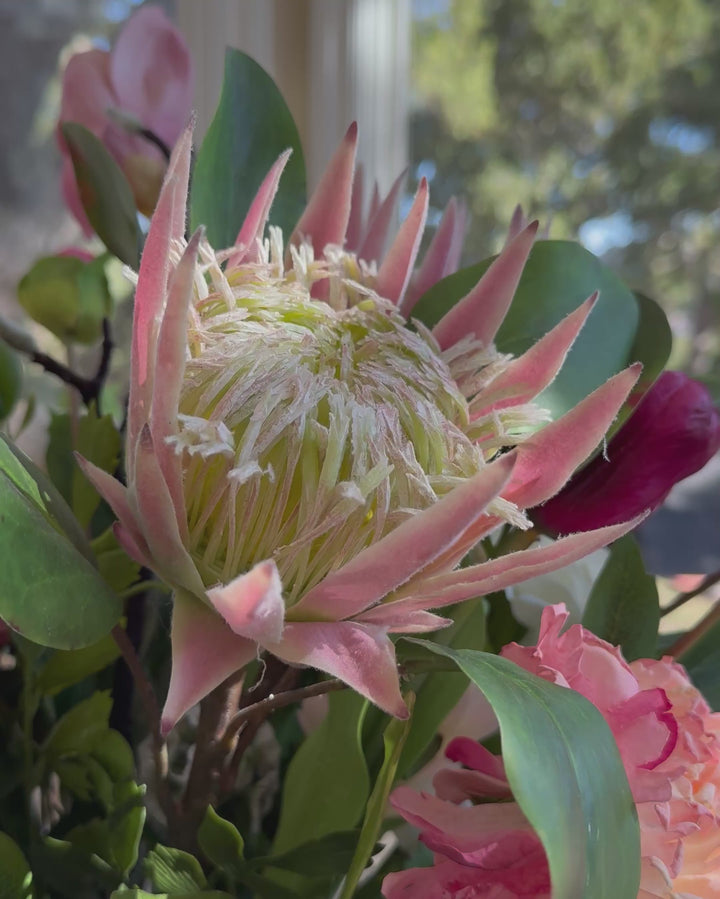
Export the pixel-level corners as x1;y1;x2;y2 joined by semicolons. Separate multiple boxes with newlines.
1;0;718;582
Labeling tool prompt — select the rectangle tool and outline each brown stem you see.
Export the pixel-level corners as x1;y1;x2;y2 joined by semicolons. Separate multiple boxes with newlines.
110;623;175;820
27;319;113;409
667;600;720;659
662;569;720;616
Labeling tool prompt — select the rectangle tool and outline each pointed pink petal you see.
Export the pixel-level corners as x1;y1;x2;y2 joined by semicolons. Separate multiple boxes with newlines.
404;196;467;314
161;590;256;735
368;182;381;223
112;522;152;569
345;161;365;251
503;364;642;509
207;560;285;645
472;293;598;416
389;514;647;613
74;453;148;556
269;621;407;717
149;229;202;540
110;5;194;149
358;169;406;263
380;178;429;309
132;425;205;597
354;608;452;633
432;222;538;350
506;204;528;245
290;122;358;255
228;150;292;267
164;121;194;241
291;453;517;622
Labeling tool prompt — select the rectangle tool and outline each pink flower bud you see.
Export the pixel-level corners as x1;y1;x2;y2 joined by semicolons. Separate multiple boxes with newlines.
534;371;720;534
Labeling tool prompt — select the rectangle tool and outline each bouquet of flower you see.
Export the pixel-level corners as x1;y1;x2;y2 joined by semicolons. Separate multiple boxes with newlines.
1;7;719;898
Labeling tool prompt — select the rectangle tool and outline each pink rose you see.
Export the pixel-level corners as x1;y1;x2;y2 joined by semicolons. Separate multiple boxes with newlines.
384;605;720;898
58;5;193;230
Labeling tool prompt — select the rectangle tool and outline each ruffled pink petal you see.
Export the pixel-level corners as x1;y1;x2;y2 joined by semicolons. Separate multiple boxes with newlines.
228;149;292;267
110;5;194;148
504;364;642;510
383;855;551;899
290;122;358;255
206;560;285;645
131;425;205;597
379;178;429;309
149;228;202;541
386;514;646;614
59;49;115;138
358;169;406;264
268;620;407;717
161;590;256;734
432;222;538;351
472;293;598;416
291;453;517;621
404;196;467;314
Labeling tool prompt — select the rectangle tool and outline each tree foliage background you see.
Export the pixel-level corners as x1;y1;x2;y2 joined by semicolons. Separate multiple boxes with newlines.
411;0;720;390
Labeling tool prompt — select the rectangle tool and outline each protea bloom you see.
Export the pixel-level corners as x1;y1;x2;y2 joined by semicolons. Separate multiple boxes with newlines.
58;4;193;229
79;124;644;733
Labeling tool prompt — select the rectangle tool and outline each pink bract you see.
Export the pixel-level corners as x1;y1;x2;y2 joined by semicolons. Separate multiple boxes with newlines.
58;4;193;230
78;123;646;734
385;605;720;898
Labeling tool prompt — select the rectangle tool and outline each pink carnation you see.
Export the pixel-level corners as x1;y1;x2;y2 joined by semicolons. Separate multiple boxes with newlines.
384;605;720;898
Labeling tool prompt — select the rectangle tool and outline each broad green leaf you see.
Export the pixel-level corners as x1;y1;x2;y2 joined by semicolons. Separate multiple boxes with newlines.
0;433;93;562
61;124;141;267
398;598;485;778
198;806;244;874
582;536;660;660
0;341;22;422
17;254;110;344
0;832;32;899
144;844;207;893
412;641;640;899
412;240;639;419
252;831;362;878
191;49;306;247
35;632;121;696
0;472;121;648
29;837;120;897
44;691;112;760
628;292;672;393
273;690;369;853
339;698;414;899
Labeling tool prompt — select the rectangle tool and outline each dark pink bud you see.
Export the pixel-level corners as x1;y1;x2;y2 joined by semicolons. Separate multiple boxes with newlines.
533;371;720;534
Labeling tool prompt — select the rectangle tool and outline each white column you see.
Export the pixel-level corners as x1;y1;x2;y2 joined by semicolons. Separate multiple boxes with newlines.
175;0;410;193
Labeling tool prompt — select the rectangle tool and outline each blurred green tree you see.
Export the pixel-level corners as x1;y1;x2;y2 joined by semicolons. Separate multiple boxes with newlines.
411;0;720;384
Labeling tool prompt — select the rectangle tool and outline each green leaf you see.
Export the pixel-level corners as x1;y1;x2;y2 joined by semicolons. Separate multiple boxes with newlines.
628;292;673;393
0;341;22;422
61;124;141;267
339;698;414;899
17;254;110;344
673;617;720;710
0;832;33;899
398;597;485;778
144;844;207;893
106;780;146;875
111;893;233;898
35;632;121;696
412;240;639;420
198;805;244;874
44;691;112;759
29;837;120;897
0;470;121;648
253;831;362;878
273;690;369;853
582;536;660;661
74;408;122;527
410;642;640;899
191;49;306;247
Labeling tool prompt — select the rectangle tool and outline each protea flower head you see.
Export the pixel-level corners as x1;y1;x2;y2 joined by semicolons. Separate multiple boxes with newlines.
79;123;645;733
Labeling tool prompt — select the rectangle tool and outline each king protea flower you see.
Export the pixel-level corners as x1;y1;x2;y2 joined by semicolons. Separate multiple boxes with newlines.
78;124;645;733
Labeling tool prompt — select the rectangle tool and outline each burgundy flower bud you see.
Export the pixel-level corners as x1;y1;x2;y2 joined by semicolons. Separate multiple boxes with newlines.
533;371;720;534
